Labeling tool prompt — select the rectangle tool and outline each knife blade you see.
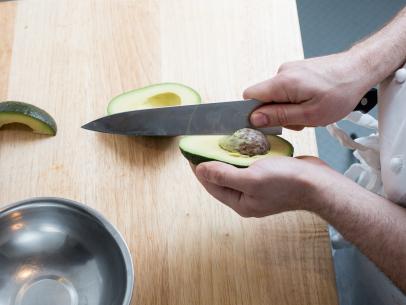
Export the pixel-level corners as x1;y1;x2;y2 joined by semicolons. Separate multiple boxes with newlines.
82;99;282;136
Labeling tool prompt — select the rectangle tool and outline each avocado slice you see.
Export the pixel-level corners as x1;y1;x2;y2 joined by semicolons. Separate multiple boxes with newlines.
107;82;201;114
179;134;294;168
0;101;57;135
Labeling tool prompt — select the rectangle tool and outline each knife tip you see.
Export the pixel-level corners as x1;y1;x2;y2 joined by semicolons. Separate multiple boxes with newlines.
81;120;112;134
81;122;93;130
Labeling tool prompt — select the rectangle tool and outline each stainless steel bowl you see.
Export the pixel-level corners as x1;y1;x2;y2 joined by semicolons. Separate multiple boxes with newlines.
0;197;134;305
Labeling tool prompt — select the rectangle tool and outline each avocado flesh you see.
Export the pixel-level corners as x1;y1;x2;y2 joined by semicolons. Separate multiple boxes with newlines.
179;135;293;167
107;82;201;114
0;101;57;135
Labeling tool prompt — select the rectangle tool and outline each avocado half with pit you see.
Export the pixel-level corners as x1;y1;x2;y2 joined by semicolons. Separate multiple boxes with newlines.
107;82;201;114
180;132;294;168
0;101;57;135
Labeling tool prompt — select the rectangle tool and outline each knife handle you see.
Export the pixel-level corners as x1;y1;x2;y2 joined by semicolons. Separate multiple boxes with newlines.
353;88;377;113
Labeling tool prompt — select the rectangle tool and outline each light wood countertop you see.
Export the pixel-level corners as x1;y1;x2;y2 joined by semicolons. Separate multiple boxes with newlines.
0;1;338;304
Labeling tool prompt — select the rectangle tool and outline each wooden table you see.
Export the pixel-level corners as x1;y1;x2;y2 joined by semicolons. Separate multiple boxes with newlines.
0;1;338;304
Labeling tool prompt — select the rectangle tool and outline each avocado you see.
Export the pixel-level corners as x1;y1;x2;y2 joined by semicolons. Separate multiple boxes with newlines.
179;132;293;168
107;82;201;114
0;101;57;135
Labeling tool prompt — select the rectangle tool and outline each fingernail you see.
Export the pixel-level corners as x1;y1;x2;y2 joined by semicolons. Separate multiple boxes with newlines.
251;112;268;127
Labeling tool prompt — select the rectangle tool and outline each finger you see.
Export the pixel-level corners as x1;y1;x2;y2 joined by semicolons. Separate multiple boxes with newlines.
198;178;242;210
195;161;249;192
243;77;289;102
250;103;311;127
198;178;257;218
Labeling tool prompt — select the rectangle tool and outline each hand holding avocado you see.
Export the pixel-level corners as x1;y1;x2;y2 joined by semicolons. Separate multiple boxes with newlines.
193;156;330;217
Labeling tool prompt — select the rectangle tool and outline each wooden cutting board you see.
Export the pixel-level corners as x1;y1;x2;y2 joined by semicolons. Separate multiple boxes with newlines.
0;1;338;304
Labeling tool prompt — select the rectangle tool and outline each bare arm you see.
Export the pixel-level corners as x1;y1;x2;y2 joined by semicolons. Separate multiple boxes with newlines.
311;167;406;292
350;6;406;89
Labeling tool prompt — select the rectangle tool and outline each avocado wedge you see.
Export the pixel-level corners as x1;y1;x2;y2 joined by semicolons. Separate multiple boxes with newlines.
179;134;294;168
0;101;57;136
107;82;201;114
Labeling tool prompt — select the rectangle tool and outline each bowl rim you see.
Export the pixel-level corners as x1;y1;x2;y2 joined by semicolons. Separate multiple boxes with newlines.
0;196;134;305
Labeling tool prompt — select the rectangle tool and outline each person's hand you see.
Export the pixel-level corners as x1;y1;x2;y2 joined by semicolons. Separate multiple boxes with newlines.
245;52;373;130
192;156;335;217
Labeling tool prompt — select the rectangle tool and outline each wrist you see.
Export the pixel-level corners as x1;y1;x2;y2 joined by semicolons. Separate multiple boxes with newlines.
303;168;371;223
342;48;380;92
293;163;337;213
300;166;344;215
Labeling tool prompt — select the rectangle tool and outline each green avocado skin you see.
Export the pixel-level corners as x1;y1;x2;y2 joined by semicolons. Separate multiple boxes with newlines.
180;146;294;168
0;101;57;135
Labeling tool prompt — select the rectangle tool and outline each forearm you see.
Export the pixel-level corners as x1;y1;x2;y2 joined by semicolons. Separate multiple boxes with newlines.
310;171;406;292
348;6;406;90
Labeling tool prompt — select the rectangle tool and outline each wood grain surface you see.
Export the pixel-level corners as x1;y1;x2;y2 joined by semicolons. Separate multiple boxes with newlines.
0;1;16;100
0;1;338;304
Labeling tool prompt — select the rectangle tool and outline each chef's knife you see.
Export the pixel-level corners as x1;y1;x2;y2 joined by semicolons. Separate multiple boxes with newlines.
82;88;377;136
82;99;282;136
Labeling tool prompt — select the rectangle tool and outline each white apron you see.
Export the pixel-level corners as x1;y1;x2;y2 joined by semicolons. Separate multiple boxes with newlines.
379;64;406;205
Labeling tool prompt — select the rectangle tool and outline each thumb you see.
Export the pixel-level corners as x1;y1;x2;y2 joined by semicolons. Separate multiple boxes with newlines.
250;103;311;127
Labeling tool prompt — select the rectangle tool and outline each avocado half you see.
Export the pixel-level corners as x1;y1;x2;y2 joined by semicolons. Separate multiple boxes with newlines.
179;135;294;167
107;82;201;114
0;101;57;135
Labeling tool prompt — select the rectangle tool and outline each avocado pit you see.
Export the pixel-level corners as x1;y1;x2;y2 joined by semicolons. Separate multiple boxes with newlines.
219;128;270;157
145;92;181;107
